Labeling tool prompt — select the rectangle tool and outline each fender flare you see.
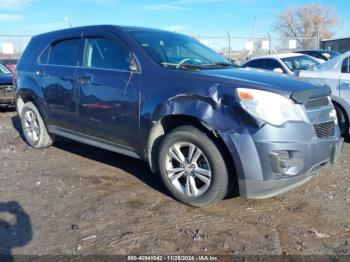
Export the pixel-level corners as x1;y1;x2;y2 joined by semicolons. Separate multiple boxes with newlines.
146;93;222;172
331;95;350;133
16;76;47;120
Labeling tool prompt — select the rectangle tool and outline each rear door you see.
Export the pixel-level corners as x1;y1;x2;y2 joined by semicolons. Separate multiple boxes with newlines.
340;56;350;101
39;36;83;131
74;33;141;149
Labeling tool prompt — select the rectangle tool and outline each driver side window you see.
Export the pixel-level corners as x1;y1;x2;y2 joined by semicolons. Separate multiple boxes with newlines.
342;57;349;73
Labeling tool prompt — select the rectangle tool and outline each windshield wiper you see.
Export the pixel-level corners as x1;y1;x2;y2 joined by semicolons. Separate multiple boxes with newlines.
161;62;205;70
161;62;236;70
205;62;236;68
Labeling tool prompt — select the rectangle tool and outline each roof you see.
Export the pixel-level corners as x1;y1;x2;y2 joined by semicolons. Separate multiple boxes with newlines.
250;53;303;59
316;50;350;72
296;49;340;54
33;24;174;39
322;36;350;42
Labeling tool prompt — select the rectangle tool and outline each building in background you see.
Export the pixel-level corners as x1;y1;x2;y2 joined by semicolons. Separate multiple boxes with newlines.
321;37;350;53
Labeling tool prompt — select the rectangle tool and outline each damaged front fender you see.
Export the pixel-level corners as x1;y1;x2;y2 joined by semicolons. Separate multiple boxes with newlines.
146;83;249;172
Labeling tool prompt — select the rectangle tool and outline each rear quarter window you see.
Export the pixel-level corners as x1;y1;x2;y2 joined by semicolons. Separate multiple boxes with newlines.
17;36;48;66
39;47;50;64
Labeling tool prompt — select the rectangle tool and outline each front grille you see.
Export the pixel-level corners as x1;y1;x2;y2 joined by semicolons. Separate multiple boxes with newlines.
305;96;330;111
0;85;14;98
313;121;336;138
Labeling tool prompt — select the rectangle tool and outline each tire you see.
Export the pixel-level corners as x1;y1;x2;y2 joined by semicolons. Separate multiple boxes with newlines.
20;102;54;148
158;126;229;207
334;104;349;137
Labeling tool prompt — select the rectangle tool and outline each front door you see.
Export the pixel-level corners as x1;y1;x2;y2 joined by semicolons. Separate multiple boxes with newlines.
340;56;350;101
75;35;140;149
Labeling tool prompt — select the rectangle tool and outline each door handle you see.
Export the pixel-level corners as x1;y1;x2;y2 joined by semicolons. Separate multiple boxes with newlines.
75;76;91;85
35;70;46;77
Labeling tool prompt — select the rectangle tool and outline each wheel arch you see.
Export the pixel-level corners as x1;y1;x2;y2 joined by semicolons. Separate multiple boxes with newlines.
147;114;238;188
16;90;42;116
331;95;350;134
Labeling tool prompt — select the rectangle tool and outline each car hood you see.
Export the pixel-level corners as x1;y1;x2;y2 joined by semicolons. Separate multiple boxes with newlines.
197;68;330;103
0;73;13;85
298;52;350;79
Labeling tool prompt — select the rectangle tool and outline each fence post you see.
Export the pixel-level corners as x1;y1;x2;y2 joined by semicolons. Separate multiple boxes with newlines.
267;33;272;54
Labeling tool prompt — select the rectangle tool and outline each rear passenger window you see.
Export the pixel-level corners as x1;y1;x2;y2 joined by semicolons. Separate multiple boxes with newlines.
84;37;131;71
342;57;349;73
48;38;80;66
244;59;265;69
265;59;284;72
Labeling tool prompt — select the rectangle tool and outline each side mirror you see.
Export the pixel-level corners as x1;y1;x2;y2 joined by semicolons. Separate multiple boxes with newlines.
273;68;283;74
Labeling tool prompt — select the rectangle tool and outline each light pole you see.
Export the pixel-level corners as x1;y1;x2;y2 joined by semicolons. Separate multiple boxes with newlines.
226;31;231;61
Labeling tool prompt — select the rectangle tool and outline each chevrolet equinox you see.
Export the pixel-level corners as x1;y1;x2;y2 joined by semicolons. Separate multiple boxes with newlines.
15;25;343;206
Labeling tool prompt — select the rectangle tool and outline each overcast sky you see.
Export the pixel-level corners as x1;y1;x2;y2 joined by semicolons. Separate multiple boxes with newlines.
0;0;349;50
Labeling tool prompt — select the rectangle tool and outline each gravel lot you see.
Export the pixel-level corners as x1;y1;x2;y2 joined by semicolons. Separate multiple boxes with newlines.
0;107;349;257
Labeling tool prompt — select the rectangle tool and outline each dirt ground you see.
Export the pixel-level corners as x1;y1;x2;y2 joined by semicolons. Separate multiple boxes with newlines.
0;107;349;257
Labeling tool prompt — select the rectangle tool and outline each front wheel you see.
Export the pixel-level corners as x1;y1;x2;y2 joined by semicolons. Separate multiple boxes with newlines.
158;126;229;207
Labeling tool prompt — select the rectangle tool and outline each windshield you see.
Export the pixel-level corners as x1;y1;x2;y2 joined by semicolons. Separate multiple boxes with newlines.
128;30;232;69
281;55;321;72
0;63;11;74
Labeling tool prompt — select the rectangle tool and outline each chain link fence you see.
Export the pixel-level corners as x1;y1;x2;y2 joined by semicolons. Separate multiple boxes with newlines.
0;35;31;59
192;34;320;64
0;35;31;72
0;33;320;67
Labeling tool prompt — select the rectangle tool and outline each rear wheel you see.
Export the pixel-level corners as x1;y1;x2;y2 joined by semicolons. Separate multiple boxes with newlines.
158;126;229;207
20;102;54;148
334;104;349;137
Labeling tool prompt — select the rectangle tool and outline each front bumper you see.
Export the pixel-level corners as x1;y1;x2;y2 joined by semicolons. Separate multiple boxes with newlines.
0;85;15;105
220;121;343;199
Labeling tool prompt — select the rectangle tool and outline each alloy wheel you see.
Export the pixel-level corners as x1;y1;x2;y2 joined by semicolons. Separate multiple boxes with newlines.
23;110;40;143
165;142;212;197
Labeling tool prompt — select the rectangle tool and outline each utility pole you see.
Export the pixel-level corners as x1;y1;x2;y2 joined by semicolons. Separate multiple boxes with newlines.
226;31;231;62
316;26;320;48
267;33;272;54
64;17;72;28
252;16;257;39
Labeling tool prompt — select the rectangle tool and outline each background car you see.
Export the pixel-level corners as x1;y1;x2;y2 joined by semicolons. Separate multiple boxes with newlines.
241;53;321;75
299;51;350;136
0;62;15;106
296;49;341;62
0;59;18;74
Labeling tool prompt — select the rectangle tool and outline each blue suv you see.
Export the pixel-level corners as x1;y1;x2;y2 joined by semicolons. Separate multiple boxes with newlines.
15;25;342;206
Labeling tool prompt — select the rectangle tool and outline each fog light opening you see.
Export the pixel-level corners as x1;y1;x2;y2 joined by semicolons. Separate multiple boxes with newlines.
270;150;304;176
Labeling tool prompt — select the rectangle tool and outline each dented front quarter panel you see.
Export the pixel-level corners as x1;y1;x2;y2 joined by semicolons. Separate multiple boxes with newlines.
139;68;265;172
140;70;256;143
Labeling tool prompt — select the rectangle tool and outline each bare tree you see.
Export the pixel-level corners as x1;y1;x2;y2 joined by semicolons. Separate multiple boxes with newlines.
275;4;340;49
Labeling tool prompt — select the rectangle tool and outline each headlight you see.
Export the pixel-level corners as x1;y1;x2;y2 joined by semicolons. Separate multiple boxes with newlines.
236;88;303;126
322;53;331;59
